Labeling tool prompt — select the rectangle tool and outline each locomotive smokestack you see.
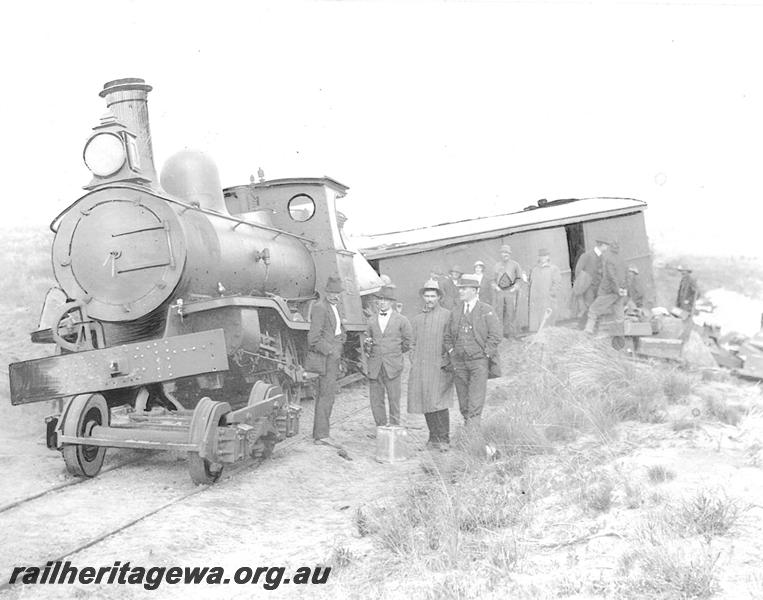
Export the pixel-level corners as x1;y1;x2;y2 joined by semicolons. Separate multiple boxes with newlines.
99;78;156;182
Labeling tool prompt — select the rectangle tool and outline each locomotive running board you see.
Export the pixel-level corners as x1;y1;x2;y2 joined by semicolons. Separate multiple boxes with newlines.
8;329;229;405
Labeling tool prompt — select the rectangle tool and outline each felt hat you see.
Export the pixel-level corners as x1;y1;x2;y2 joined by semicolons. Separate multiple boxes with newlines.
538;248;550;257
455;275;481;288
419;279;442;297
474;260;485;268
500;245;512;254
378;285;397;301
449;265;464;275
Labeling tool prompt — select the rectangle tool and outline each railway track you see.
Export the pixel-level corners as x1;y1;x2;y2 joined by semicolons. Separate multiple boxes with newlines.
0;384;371;592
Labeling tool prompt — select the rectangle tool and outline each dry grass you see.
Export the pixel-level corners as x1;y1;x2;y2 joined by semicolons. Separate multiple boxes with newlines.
647;464;677;484
661;369;697;404
489;328;669;456
616;540;720;599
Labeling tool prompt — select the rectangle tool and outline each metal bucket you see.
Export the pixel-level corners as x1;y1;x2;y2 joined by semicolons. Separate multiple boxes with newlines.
375;426;409;463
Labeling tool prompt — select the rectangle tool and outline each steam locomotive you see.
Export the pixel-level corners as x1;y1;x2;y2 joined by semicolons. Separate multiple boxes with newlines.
9;78;382;484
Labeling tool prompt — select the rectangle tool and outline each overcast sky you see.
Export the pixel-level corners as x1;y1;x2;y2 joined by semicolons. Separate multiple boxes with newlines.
2;0;762;257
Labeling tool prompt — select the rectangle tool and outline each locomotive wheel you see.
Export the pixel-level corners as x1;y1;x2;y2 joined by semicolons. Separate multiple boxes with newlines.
187;397;230;485
188;454;224;485
61;394;109;478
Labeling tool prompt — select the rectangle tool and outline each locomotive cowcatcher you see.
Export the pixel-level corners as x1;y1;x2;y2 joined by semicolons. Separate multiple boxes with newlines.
8;78;382;484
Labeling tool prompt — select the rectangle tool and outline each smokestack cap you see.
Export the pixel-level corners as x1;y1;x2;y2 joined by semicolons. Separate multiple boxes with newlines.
100;78;153;97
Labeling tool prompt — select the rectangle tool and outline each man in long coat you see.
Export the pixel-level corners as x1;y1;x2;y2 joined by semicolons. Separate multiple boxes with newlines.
676;266;699;316
444;275;502;432
365;285;413;428
306;275;346;446
492;245;524;338
584;241;627;334
407;279;454;450
528;249;562;332
571;239;609;326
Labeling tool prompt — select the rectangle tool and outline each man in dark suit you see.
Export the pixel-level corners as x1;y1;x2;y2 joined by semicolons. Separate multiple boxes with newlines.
571;238;610;327
365;285;413;429
444;274;502;432
584;241;627;334
307;275;346;446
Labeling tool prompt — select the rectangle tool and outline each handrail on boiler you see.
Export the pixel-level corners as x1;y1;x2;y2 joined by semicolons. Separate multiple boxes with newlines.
49;186;316;246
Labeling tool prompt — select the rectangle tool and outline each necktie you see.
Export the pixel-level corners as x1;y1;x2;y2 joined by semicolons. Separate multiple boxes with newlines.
379;311;388;316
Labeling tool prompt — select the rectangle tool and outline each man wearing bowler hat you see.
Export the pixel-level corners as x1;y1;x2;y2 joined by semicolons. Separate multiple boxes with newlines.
306;275;346;446
528;249;562;332
492;245;524;338
408;279;454;451
365;284;413;431
444;274;502;432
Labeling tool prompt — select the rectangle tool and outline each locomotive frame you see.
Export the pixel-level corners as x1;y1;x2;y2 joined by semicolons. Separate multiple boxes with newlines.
8;77;381;484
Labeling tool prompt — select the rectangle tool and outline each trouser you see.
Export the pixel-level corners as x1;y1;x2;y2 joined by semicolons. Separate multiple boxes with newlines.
313;352;340;440
585;293;624;333
493;288;518;337
424;409;450;444
575;287;597;326
369;365;401;426
451;354;489;426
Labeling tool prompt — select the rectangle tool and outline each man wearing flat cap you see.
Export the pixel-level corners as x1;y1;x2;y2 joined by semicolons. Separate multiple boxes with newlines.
492;245;524;338
444;275;502;432
528;249;562;332
365;284;413;430
571;238;610;327
306;275;347;446
408;279;454;450
584;240;627;334
675;266;699;316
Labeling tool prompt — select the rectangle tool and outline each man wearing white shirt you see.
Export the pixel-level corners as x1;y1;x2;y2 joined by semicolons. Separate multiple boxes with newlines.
306;275;346;446
365;285;413;429
444;275;502;432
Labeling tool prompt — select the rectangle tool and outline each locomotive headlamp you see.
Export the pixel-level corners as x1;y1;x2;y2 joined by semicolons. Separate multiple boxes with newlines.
83;132;126;177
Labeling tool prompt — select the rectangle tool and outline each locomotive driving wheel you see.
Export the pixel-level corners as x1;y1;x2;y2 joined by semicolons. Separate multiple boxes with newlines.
187;454;224;485
61;394;109;477
187;397;229;485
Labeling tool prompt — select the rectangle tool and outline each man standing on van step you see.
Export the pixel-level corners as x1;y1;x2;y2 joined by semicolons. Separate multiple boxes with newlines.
444;275;502;433
365;285;413;432
492;245;524;338
584;241;627;334
408;279;454;451
571;238;610;327
306;275;346;447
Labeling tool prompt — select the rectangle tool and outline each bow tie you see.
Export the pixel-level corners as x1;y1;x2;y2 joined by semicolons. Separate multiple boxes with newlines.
379;311;388;316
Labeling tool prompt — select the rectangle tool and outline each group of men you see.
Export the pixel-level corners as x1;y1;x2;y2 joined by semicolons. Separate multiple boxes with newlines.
569;237;650;333
304;239;666;452
306;272;501;451
434;244;563;338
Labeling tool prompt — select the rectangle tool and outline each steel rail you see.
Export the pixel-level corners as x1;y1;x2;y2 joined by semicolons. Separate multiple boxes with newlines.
0;382;369;593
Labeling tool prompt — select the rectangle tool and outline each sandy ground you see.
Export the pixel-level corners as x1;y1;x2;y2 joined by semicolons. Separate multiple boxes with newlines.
0;371;433;600
2;338;763;599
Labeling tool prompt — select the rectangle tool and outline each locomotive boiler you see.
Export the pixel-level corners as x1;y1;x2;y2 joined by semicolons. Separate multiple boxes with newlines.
9;78;382;484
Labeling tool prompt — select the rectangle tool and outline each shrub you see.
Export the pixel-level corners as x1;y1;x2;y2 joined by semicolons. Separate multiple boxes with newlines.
647;465;676;484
